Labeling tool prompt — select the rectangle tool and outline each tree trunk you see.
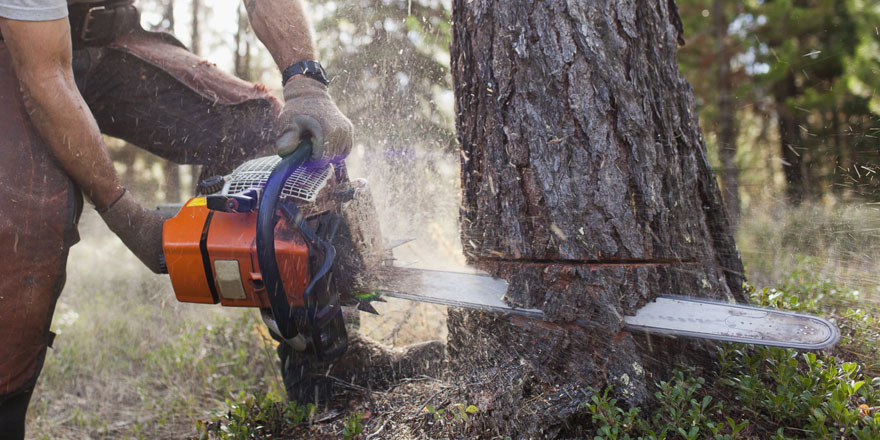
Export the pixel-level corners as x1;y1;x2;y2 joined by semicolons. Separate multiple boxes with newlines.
190;0;201;56
163;162;180;202
775;74;806;204
189;0;202;191
449;0;745;436
234;4;252;81
714;0;740;227
163;0;174;31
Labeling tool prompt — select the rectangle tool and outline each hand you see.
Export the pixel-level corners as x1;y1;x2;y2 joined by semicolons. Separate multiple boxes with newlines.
276;76;353;162
98;189;169;274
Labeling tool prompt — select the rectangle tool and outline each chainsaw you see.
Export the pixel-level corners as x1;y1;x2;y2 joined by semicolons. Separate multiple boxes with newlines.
160;143;840;362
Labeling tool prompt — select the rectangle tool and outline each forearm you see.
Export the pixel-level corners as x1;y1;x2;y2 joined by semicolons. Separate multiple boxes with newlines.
244;0;316;70
22;71;122;208
243;1;352;162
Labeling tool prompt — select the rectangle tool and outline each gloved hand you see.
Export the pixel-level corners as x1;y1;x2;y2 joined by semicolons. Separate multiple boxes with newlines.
276;76;353;162
98;189;169;274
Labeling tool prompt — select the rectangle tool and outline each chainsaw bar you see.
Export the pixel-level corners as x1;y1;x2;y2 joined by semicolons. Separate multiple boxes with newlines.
624;295;839;350
365;267;840;350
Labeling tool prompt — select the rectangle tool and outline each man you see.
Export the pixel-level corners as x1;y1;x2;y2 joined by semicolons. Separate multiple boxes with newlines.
0;0;354;437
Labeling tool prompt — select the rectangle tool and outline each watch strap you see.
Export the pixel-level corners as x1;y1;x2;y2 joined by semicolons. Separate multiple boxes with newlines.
282;60;330;86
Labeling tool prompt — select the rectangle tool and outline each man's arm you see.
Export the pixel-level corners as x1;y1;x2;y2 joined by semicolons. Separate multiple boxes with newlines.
243;0;315;70
0;17;167;273
0;18;122;208
243;0;353;162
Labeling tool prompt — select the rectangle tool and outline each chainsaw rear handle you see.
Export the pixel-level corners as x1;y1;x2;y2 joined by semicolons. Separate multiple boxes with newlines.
256;140;348;361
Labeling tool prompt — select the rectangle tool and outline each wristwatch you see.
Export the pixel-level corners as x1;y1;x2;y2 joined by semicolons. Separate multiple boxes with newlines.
282;60;330;86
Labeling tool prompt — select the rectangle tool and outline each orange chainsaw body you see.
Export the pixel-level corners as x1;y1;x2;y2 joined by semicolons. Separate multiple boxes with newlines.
162;197;310;308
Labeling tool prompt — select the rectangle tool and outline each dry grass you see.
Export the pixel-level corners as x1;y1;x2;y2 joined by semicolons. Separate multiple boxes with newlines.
737;199;880;305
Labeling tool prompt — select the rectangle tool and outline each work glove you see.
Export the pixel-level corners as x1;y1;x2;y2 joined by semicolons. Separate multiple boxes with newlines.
276;76;353;163
98;189;169;274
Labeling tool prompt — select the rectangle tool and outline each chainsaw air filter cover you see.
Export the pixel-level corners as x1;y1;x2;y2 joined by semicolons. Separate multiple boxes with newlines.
222;155;332;202
162;155;337;308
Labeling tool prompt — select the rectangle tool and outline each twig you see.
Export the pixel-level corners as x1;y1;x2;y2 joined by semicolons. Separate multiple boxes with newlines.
407;388;451;422
325;375;372;393
365;418;391;440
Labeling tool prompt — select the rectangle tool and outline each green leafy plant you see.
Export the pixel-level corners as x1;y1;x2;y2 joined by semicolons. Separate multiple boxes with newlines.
583;260;880;439
584;371;748;440
196;392;317;439
342;412;364;440
425;402;479;426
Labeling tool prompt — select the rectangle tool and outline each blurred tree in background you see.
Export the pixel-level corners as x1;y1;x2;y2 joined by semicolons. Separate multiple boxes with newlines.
678;0;749;225
679;0;880;212
747;0;880;203
314;0;453;151
312;0;459;243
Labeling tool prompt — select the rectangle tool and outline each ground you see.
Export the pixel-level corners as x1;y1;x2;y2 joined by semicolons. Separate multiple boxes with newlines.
25;199;880;438
24;209;458;439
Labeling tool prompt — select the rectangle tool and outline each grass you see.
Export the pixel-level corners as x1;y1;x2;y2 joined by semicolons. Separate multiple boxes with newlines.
25;212;283;439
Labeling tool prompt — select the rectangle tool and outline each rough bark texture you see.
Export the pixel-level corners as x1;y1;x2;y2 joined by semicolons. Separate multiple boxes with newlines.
449;0;746;436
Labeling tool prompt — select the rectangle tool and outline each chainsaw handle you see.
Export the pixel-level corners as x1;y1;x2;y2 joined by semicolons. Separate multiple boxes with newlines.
256;140;349;362
256;140;313;339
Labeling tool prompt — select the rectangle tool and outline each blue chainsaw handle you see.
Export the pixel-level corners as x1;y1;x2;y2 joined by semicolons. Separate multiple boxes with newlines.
256;140;312;340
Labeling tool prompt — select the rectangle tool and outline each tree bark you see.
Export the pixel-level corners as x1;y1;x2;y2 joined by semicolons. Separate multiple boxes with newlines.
713;0;740;227
449;0;745;435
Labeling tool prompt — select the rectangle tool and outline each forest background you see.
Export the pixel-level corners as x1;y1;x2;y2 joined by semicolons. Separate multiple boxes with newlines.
23;0;880;438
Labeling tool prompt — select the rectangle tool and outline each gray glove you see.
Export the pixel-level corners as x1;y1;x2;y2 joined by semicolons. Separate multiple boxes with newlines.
98;189;168;274
276;76;353;162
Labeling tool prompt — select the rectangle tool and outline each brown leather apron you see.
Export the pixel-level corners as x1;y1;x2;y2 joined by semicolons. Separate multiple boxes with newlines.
0;28;281;400
0;45;81;400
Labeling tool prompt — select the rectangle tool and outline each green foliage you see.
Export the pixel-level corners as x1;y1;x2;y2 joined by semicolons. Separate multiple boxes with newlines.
586;348;880;439
584;259;880;439
719;348;880;439
196;392;317;439
342;412;364;440
425;402;479;426
677;1;880;202
585;371;749;440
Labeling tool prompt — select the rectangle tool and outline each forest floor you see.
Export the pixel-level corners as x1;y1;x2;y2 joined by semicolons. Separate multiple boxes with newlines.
24;209;459;440
24;201;880;439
